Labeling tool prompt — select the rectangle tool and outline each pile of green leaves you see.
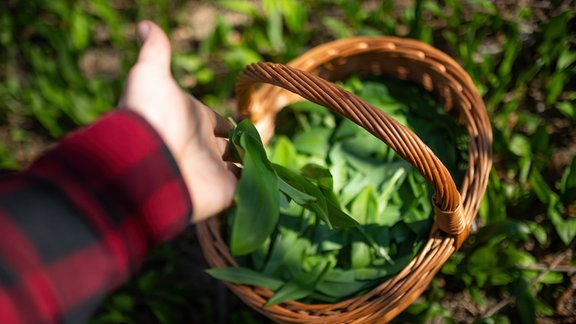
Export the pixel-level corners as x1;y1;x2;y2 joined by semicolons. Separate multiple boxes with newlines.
207;76;468;305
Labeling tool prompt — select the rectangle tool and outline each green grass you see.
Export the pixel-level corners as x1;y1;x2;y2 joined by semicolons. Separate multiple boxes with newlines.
1;0;575;323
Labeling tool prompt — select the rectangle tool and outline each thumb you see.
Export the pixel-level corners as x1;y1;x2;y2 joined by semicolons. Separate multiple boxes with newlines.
135;20;172;70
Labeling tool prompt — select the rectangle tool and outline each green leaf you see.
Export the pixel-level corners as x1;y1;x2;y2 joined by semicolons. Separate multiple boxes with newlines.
315;276;375;299
301;163;359;228
313;225;347;252
350;187;379;268
147;299;181;324
375;166;408;223
216;0;259;16
138;270;157;293
264;0;284;51
292;127;332;157
205;267;284;291
277;177;317;205
337;172;373;207
538;271;564;285
230;119;280;256
268;135;300;169
70;6;91;50
510;134;532;157
265;259;333;306
223;47;263;70
546;72;568;104
250;236;272;271
272;163;330;227
322;16;353;38
469;287;488;306
301;163;334;190
529;168;554;205
556;101;576;120
514;279;536;324
557;49;576;71
0;143;19;170
560;158;576;202
278;0;308;34
262;229;300;277
322;188;359;228
548;196;576;245
479;170;508;223
352;226;394;266
472;220;530;248
276;234;311;280
353;253;412;280
110;293;134;312
524;221;548;245
534;296;556;317
330;160;349;194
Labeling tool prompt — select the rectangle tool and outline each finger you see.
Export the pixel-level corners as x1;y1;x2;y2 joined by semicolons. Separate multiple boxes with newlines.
213;136;241;165
189;95;234;137
215;137;231;158
213;112;234;138
136;20;172;71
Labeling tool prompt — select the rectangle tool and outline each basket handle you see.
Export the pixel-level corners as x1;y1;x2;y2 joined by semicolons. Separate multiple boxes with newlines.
236;62;465;240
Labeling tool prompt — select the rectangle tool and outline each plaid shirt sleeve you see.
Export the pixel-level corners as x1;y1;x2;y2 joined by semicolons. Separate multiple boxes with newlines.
0;110;192;323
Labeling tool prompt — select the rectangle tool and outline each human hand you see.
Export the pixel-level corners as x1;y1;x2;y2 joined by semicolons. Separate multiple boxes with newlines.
119;20;238;222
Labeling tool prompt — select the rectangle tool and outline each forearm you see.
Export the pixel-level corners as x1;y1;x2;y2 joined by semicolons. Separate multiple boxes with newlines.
0;110;192;323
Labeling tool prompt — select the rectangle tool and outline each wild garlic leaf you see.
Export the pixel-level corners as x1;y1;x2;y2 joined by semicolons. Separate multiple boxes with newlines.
267;135;300;170
301;164;334;190
315;269;376;299
277;176;317;205
560;158;576;202
323;188;359;228
272;163;331;227
205;267;284;291
313;224;347;252
262;229;300;277
229;119;279;256
353;252;413;281
265;258;333;306
350;186;379;268
292;127;332;158
301;163;359;228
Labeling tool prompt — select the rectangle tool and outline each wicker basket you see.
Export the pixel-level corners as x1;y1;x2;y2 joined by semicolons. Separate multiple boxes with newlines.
196;36;492;323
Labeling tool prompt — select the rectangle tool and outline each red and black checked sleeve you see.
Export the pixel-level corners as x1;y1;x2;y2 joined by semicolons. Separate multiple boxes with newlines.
0;110;192;323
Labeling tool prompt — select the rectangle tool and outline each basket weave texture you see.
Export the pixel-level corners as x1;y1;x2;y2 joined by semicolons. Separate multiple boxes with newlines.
196;36;492;323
